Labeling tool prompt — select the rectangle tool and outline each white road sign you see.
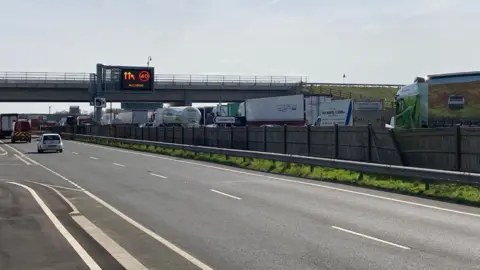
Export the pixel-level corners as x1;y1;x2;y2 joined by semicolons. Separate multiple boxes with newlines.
214;116;236;124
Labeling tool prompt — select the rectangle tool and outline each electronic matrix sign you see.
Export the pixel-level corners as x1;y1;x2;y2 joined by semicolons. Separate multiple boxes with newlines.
120;68;154;90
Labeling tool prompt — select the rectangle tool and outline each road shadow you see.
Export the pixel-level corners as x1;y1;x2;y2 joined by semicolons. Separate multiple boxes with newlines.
25;151;58;155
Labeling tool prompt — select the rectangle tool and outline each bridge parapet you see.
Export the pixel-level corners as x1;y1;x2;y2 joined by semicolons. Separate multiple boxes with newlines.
0;71;305;89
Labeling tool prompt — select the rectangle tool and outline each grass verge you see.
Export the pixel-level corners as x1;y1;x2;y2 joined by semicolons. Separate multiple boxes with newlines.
73;136;480;207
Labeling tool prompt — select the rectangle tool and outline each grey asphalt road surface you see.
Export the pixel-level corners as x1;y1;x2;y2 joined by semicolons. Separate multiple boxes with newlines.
4;140;480;270
0;170;124;269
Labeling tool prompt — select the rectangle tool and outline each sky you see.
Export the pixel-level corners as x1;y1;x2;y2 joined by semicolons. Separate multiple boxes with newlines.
1;0;479;114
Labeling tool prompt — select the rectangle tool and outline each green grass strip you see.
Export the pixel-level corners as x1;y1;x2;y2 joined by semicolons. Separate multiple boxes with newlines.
73;137;480;206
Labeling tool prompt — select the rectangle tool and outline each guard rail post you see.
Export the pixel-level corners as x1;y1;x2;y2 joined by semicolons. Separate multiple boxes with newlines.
367;123;372;162
455;125;462;171
203;126;207;146
192;127;195;145
181;127;185;145
244;126;249;162
334;124;339;159
307;125;313;172
263;125;268;152
192;127;197;156
216;126;220;149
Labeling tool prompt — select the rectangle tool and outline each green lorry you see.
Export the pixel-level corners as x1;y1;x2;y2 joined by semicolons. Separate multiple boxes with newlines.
391;71;480;129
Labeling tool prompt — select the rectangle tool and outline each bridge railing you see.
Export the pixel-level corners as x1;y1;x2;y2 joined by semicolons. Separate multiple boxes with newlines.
0;72;90;83
0;71;306;86
156;74;305;85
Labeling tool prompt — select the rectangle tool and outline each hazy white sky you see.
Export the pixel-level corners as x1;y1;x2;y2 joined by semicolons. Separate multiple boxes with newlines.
1;0;479;113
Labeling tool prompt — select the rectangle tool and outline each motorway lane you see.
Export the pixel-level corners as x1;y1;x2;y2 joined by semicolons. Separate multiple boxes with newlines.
8;140;480;269
58;140;480;267
0;150;125;269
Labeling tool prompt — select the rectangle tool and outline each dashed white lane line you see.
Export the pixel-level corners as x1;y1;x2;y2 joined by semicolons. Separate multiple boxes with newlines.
113;163;125;167
210;189;242;200
8;182;102;269
14;153;31;165
331;226;411;250
149;173;167;179
66;141;480;219
89;156;98;160
72;152;79;155
4;141;214;270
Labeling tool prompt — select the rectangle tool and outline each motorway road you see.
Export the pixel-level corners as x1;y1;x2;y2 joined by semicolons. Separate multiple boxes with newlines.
2;140;480;269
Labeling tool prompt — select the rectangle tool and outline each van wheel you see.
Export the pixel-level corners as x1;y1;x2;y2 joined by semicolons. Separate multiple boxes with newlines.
37;149;43;153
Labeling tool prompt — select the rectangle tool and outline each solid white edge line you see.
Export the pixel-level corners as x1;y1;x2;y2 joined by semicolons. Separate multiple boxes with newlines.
89;156;98;160
0;146;7;156
72;215;148;270
65;140;480;218
29;181;81;215
210;189;242;200
113;163;125;167
7;182;102;270
331;226;411;250
27;181;148;269
25;180;83;192
149;172;167;179
5;141;214;270
14;153;31;165
2;143;39;165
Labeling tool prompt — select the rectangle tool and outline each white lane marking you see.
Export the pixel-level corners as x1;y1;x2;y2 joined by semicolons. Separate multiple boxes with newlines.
331;226;411;250
149;172;167;179
72;215;148;270
5;141;214;270
0;146;7;156
29;181;81;215
113;163;125;167
2;143;39;165
8;182;102;269
210;189;242;200
29;181;148;269
72;152;79;155
14;153;31;165
25;180;83;192
67;140;480;218
89;156;98;160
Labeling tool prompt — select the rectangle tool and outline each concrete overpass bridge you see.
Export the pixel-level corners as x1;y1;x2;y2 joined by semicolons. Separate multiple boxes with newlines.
0;72;306;104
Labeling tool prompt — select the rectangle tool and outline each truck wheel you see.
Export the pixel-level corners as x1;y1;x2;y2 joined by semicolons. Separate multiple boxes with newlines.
11;140;15;144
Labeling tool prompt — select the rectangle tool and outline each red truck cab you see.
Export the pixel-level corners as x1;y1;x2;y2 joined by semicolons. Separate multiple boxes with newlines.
11;119;32;143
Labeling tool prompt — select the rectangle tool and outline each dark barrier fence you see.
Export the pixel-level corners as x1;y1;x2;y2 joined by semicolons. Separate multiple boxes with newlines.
58;125;480;173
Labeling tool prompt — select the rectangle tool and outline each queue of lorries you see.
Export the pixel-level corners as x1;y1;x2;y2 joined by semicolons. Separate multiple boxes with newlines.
99;94;389;128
